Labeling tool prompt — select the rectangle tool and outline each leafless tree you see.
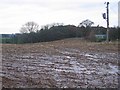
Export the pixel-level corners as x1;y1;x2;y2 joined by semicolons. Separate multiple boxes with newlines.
20;21;39;33
78;19;94;27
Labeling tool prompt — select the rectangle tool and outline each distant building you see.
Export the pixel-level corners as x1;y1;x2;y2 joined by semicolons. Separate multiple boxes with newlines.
95;34;106;42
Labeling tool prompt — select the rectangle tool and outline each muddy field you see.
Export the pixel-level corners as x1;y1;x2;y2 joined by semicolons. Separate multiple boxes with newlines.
1;38;120;88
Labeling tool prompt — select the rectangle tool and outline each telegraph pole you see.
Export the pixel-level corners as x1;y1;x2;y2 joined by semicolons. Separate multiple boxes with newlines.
106;2;109;42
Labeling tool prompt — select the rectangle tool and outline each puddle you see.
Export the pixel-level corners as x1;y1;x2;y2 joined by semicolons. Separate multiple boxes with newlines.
108;63;119;74
2;48;119;88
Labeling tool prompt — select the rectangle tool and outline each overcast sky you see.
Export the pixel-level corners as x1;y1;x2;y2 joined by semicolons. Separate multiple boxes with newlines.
0;0;118;34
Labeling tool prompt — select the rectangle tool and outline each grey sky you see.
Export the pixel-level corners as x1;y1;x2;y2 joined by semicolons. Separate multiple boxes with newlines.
0;0;118;34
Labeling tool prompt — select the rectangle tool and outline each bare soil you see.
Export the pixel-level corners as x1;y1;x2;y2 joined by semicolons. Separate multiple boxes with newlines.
1;38;120;88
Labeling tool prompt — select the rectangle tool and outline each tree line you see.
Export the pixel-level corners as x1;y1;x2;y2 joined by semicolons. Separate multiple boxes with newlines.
2;20;120;44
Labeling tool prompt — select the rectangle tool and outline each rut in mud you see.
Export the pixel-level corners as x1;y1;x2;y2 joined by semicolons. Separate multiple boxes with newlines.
1;39;119;88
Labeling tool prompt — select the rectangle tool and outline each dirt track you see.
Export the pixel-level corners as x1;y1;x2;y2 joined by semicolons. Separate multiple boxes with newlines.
1;38;119;88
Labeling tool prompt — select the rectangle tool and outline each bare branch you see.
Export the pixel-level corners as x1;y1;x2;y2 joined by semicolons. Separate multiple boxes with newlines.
78;19;94;27
20;21;39;33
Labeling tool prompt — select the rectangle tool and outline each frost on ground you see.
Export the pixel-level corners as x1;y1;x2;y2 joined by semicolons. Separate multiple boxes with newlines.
1;39;119;88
